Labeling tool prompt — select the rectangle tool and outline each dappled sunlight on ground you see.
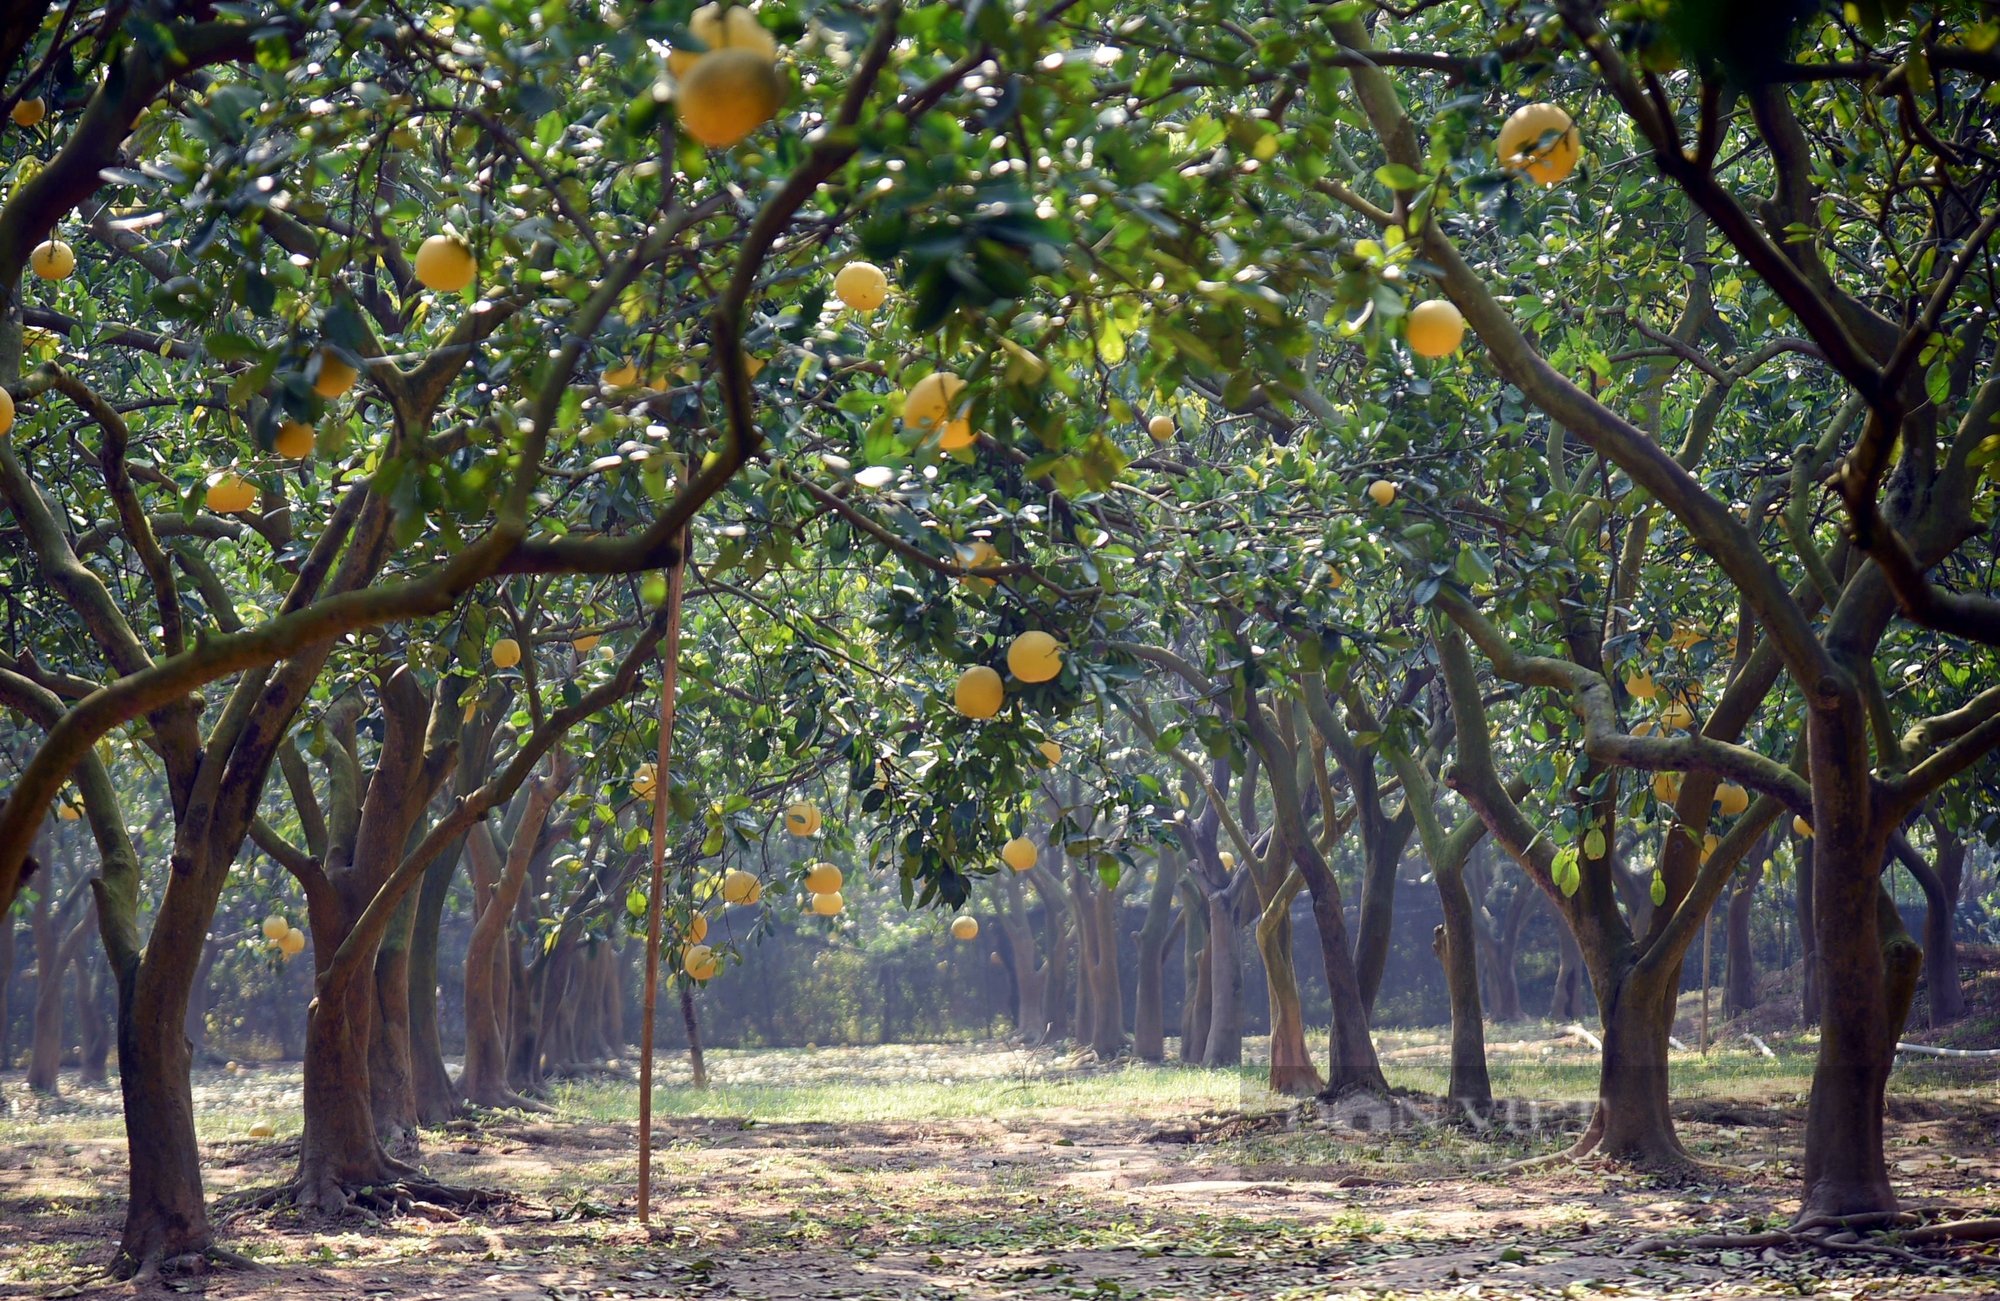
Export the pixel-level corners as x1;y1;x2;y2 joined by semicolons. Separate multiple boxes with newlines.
0;1035;1996;1297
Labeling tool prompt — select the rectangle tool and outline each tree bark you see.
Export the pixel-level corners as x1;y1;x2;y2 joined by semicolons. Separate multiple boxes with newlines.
1178;876;1210;1062
1724;854;1765;1016
1892;831;1965;1025
368;888;420;1144
460;767;567;1108
29;891;90;1093
1550;907;1585;1021
1201;882;1243;1066
408;837;464;1123
678;978;707;1088
1132;848;1179;1062
184;932;223;1066
1795;833;1819;1025
76;944;112;1085
1253;868;1323;1094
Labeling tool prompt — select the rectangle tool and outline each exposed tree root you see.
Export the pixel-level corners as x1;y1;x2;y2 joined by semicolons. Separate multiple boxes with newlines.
1633;1211;2000;1262
217;1174;514;1225
125;1242;268;1286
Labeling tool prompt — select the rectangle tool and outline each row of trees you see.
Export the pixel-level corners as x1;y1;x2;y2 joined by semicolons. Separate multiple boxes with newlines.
1;0;1997;1280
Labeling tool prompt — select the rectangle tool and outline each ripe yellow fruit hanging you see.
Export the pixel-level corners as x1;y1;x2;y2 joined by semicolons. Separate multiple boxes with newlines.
262;915;291;941
834;261;889;312
0;388;13;436
279;927;307;957
690;2;777;58
12;97;45;128
1147;414;1175;442
785;801;822;836
56;800;81;820
1660;700;1695;731
951;916;978;940
722;868;760;904
205;473;257;514
1652;770;1682;802
1716;782;1750;816
603;360;639;387
1007;631;1063;684
1625;671;1658;700
1497;102;1581;186
959;540;1000;592
938;418;976;451
804;862;843;894
1038;740;1062;766
677;48;783;149
491;637;522;669
633;762;659;800
810;890;844;916
955;665;1004;719
1700;833;1719;864
683;943;718;980
30;239;74;280
1219;851;1236;871
414;234;476;292
1406;299;1465;358
903;371;966;435
1367;479;1398;507
312;351;358;398
275;421;315;459
572;634;601;653
687;914;709;944
1002;837;1038;872
1794;815;1813;838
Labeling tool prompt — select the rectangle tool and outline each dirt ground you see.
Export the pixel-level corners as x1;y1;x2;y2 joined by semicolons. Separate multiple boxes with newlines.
3;1039;2000;1299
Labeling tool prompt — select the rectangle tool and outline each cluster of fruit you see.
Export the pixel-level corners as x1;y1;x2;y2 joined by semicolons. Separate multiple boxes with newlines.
954;631;1065;719
669;3;784;148
261;912;308;959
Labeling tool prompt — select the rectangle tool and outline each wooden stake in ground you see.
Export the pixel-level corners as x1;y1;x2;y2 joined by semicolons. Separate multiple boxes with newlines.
637;542;688;1227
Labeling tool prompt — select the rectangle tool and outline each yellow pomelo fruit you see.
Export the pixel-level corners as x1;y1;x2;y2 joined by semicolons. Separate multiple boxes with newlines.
951;916;978;940
604;360;639;387
1700;833;1718;864
279;927;306;957
1001;837;1038;872
1497;102;1580;186
810;890;844;916
804;862;843;894
1219;851;1236;871
633;762;659;800
572;634;601;653
903;371;965;434
743;877;763;905
275;421;315;459
30;239;74;280
1793;815;1813;838
955;665;1004;718
248;1121;275;1139
1624;671;1657;700
490;637;522;669
1325;566;1346;589
1716;782;1749;816
785;801;822;836
312;350;358;398
959;540;999;592
1630;719;1657;737
1367;479;1397;507
262;914;290;941
1147;414;1175;442
1007;631;1063;684
12;97;45;128
684;943;718;980
690;2;777;57
722;868;759;904
1406;299;1465;358
834;261;889;312
1038;741;1061;766
1660;700;1695;731
677;48;783;149
56;801;81;820
1652;770;1682;802
938;418;976;451
0;388;13;436
205;474;257;514
687;914;709;944
414;234;476;292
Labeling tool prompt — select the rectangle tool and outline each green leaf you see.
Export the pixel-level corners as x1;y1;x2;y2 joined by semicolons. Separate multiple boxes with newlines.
1374;163;1425;192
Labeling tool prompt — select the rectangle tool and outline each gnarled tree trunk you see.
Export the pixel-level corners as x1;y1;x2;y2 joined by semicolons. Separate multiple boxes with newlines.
1178;876;1210;1062
1132;848;1179;1062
